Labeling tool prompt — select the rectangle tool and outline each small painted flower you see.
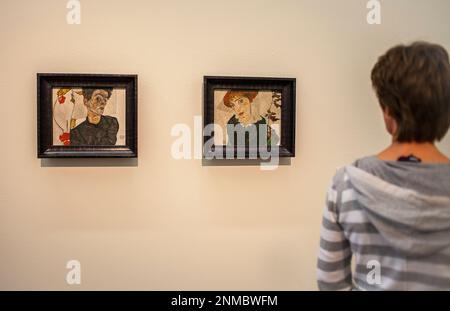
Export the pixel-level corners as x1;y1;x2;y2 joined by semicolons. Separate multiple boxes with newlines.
59;132;70;146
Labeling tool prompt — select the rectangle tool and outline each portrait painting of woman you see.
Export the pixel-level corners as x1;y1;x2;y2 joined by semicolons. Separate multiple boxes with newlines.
214;90;282;148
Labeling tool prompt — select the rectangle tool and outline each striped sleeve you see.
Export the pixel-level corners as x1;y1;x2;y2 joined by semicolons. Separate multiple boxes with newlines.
317;182;353;291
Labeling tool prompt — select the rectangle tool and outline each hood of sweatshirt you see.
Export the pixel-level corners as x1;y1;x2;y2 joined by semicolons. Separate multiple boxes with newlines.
345;159;450;257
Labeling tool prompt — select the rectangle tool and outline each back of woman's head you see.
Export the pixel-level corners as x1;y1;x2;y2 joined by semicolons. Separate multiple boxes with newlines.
371;42;450;142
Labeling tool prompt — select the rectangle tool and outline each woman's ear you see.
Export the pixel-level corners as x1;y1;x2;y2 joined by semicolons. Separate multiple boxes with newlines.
382;105;398;138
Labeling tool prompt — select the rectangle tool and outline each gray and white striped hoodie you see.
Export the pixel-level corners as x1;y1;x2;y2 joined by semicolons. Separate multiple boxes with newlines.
317;156;450;290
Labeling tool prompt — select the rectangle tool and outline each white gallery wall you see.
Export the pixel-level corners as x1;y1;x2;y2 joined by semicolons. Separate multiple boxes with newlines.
0;0;449;290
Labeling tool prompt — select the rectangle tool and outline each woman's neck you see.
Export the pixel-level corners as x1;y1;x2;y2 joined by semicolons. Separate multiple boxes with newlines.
238;114;259;126
377;141;450;163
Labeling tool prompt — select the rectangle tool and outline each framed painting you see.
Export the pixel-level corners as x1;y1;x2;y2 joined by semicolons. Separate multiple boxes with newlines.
37;74;137;158
203;76;296;159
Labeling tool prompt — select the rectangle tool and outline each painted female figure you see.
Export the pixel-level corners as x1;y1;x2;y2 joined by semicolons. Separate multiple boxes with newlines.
223;91;280;148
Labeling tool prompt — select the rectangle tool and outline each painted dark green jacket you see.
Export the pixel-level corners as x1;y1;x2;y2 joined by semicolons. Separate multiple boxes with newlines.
226;115;279;147
70;115;119;146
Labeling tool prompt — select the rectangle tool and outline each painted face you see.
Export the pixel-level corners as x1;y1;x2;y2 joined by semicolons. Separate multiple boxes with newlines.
230;96;251;123
85;89;110;116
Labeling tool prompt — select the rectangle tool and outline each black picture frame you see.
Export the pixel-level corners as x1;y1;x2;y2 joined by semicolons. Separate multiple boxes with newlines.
37;73;138;158
203;76;296;158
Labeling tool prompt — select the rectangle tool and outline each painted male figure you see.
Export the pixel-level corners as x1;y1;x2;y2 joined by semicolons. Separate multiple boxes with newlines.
70;88;119;146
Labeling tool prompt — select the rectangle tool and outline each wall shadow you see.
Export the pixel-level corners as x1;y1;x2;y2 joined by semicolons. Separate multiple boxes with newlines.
40;158;138;168
202;157;291;167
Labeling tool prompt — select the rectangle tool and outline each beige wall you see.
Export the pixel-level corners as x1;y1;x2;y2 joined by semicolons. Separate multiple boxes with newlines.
1;0;449;290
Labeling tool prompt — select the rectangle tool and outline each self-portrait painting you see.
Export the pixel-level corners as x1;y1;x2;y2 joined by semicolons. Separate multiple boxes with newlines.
203;76;296;158
52;87;126;146
38;74;137;158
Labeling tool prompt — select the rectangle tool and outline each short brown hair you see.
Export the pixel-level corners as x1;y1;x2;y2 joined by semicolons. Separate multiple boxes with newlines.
223;91;258;108
371;41;450;142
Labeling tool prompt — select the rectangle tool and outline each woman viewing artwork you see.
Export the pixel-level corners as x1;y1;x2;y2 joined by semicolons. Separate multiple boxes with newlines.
317;42;450;291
